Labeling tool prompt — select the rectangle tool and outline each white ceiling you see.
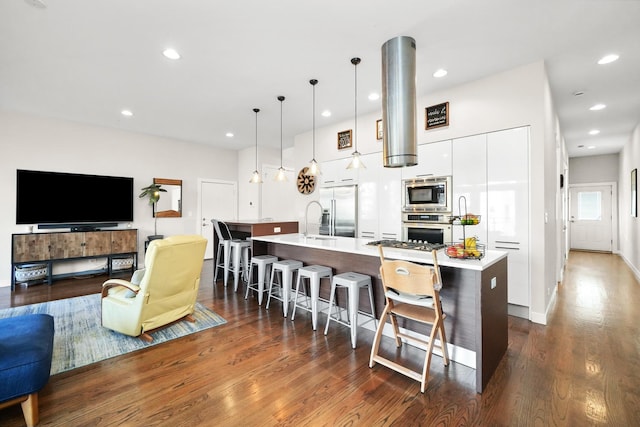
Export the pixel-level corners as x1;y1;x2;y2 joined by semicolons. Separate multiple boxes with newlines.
1;0;639;158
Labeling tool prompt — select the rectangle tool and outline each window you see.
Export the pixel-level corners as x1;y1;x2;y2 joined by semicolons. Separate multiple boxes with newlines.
578;191;601;220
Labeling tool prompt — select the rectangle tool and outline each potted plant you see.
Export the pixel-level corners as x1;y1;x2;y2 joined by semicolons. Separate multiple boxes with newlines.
139;183;167;239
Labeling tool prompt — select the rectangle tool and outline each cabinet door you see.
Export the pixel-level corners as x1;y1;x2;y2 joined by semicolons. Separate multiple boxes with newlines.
12;234;51;262
379;166;402;240
111;229;138;253
401;140;452;179
488;126;529;306
50;233;84;259
84;231;111;256
452;134;487;244
357;154;379;239
319;159;358;187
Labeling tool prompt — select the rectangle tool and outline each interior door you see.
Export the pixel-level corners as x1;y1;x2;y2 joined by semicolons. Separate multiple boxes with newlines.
199;179;237;259
569;185;612;252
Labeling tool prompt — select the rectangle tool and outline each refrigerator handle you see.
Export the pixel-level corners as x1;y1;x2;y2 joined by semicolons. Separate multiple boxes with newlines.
331;199;336;236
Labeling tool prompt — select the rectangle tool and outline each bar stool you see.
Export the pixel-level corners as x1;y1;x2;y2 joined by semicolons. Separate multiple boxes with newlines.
324;272;377;348
291;265;333;330
266;259;303;317
212;219;250;291
245;254;278;305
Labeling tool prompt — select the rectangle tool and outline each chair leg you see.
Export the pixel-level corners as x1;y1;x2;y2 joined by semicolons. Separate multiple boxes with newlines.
437;320;450;365
420;322;440;393
348;284;360;348
389;312;402;347
369;305;391;368
245;262;254;300
20;393;39;427
324;282;337;335
291;273;303;321
266;267;276;309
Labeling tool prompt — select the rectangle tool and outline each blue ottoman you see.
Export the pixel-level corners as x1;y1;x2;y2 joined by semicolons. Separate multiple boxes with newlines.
0;314;54;427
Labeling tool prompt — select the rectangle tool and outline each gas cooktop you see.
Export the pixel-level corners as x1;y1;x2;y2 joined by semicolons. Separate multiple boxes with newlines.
366;239;446;252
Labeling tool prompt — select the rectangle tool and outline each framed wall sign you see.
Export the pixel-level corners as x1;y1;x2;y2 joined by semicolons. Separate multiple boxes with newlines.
376;119;383;140
632;168;637;217
425;101;449;129
337;129;352;150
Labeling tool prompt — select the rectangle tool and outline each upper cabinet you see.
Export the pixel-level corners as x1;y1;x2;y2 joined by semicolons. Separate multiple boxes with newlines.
319;159;359;187
401;140;452;180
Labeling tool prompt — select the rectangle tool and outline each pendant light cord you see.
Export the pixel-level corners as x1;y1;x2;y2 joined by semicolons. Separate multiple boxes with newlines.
253;108;259;170
351;58;361;152
278;96;285;168
310;79;318;159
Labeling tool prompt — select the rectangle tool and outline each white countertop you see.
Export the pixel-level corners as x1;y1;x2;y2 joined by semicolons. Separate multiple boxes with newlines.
251;233;507;271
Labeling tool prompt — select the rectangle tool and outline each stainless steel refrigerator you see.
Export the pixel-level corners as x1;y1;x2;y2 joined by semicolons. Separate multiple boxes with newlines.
318;185;357;237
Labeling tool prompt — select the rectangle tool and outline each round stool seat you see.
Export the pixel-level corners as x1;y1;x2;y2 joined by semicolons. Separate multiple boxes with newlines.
291;265;333;330
266;260;303;317
245;255;278;305
324;272;377;348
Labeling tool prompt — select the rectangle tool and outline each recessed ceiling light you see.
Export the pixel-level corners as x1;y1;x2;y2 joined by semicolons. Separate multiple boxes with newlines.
162;48;181;60
589;129;600;135
433;69;448;78
589;104;606;111
225;132;234;137
121;109;133;117
321;110;331;117
597;54;619;65
587;145;596;150
368;93;380;101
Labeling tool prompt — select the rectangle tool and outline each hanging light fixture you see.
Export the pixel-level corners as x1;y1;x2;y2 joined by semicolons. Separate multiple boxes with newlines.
347;57;365;170
275;96;288;182
249;108;263;184
307;79;321;176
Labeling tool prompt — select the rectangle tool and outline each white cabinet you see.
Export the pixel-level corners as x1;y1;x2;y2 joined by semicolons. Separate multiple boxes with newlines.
319;159;358;187
452;134;487;245
356;153;402;240
487;127;530;307
401;140;452;179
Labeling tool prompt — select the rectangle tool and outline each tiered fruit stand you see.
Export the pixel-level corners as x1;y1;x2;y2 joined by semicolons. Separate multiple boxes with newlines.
446;196;484;259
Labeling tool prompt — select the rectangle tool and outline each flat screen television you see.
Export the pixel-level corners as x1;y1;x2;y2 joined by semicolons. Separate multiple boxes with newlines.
16;169;134;229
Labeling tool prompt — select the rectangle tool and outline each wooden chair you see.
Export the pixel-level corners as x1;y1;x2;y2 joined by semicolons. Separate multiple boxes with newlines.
369;246;450;393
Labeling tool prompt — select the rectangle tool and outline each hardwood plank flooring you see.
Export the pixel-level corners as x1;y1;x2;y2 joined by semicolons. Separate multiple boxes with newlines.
1;251;639;426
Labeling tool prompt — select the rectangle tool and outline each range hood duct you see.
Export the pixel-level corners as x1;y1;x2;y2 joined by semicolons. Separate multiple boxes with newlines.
381;36;417;168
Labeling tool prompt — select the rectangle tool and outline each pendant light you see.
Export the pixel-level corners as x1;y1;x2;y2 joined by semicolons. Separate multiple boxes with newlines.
275;96;288;182
307;79;321;176
249;108;263;184
347;57;365;170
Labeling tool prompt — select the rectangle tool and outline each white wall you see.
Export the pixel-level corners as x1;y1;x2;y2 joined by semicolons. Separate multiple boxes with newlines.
291;61;561;324
569;154;620;184
0;110;238;286
618;123;640;281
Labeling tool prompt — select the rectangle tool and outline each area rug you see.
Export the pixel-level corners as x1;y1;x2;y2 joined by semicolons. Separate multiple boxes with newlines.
0;294;226;375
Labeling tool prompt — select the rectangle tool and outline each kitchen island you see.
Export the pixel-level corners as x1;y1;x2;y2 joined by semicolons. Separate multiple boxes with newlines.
251;233;508;393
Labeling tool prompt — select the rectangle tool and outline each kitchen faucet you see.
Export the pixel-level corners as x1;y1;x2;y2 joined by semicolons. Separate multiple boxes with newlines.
304;200;323;236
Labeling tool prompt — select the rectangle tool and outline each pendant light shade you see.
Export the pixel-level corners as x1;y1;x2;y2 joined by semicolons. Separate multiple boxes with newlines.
249;108;263;184
347;57;366;170
275;95;288;182
307;79;321;176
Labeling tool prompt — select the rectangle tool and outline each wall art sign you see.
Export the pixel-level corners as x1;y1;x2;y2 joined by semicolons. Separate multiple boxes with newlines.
337;129;353;150
376;119;383;140
425;101;449;129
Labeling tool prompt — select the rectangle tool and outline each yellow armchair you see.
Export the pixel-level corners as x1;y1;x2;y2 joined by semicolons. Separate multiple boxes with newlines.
101;235;207;341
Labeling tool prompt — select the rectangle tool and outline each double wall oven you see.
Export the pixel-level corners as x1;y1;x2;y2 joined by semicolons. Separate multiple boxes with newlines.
402;176;452;245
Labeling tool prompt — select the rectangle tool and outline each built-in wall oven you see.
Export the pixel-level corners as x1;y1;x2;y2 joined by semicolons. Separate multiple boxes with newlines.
402;213;452;245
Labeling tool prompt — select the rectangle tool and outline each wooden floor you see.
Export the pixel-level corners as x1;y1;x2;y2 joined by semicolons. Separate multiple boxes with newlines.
1;251;639;426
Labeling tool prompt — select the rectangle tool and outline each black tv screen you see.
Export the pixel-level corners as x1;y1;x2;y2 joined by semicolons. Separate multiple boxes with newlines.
16;169;134;226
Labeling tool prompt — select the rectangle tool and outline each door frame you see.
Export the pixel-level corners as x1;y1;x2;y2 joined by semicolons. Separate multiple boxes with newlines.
568;181;618;253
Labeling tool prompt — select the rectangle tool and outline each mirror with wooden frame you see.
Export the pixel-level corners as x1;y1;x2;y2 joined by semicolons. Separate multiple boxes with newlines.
153;178;182;218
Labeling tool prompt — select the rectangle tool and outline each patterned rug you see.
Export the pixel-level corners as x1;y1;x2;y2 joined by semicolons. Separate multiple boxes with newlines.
0;293;226;375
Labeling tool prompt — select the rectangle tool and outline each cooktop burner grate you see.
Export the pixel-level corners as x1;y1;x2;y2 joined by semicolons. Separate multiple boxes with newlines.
366;239;446;252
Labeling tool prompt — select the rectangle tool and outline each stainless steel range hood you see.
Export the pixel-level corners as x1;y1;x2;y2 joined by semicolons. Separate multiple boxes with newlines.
381;36;417;168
